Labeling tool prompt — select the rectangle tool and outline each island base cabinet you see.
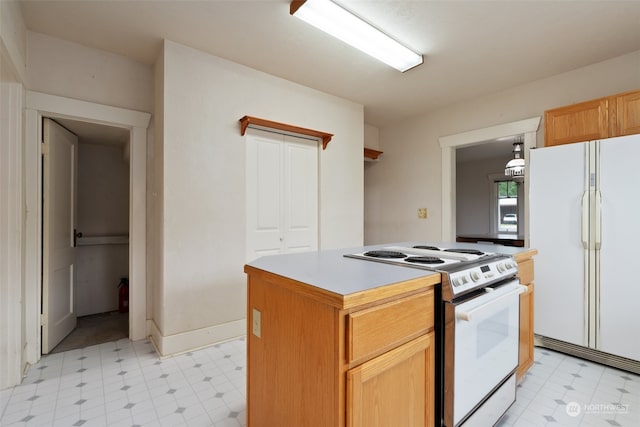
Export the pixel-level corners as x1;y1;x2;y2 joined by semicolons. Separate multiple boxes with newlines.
246;272;342;427
246;265;438;427
515;255;536;381
347;333;435;427
517;283;534;380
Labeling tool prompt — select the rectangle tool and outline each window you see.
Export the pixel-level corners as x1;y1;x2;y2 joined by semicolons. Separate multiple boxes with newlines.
496;180;518;233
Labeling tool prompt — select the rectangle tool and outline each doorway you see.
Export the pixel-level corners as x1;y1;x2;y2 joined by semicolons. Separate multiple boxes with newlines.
44;117;131;353
438;117;541;245
23;91;150;365
455;139;524;240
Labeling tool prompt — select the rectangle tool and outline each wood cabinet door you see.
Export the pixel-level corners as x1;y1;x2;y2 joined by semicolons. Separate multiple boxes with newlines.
544;98;609;146
517;283;534;381
347;333;434;427
615;90;640;136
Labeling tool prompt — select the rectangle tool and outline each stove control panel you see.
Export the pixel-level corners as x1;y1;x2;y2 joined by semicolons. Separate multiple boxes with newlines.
447;256;518;296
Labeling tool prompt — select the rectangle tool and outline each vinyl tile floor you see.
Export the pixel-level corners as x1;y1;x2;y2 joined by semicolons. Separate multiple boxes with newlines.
1;339;638;426
499;348;640;427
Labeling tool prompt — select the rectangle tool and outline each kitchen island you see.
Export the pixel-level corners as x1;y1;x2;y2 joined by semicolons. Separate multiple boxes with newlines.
244;243;537;427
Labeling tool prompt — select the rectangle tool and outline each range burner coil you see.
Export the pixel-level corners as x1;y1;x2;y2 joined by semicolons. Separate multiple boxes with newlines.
363;250;406;259
413;245;441;251
404;256;445;264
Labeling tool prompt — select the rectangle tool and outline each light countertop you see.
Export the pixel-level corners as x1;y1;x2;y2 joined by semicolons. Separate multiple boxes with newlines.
245;242;536;307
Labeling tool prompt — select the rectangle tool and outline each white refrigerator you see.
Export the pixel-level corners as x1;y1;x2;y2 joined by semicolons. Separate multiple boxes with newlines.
530;134;640;364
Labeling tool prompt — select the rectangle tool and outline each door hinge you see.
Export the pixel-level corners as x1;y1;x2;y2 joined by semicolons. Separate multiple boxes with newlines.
40;313;46;326
41;141;49;156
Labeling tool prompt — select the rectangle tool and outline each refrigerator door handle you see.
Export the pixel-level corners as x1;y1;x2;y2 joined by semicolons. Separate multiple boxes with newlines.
581;191;589;249
595;190;602;249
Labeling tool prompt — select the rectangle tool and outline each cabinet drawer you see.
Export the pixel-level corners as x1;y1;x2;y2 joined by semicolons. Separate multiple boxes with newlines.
348;291;433;364
517;259;534;284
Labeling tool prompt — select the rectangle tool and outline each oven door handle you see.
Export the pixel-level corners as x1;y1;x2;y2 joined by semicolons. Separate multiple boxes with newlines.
456;285;527;322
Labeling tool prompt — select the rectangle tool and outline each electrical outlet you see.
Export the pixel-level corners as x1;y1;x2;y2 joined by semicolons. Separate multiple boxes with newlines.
252;308;261;338
418;208;428;219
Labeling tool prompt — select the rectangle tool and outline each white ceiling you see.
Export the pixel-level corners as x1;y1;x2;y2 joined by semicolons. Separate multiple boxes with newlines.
456;136;518;164
53;117;130;147
19;0;640;129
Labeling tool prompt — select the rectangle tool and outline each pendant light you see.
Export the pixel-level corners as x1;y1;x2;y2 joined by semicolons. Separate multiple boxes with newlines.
505;137;525;182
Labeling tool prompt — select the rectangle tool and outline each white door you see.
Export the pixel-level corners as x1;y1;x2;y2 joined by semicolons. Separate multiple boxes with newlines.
42;118;78;354
282;136;318;253
529;142;587;347
246;130;318;261
598;134;640;360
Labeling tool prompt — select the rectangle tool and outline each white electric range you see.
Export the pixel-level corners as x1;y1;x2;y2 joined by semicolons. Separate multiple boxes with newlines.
344;244;523;427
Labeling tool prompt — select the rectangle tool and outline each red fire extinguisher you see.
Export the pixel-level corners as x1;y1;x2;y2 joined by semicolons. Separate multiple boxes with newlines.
118;278;129;313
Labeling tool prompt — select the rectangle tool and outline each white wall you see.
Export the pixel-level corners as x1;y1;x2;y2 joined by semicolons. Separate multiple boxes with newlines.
150;40;364;354
76;143;129;316
365;50;640;244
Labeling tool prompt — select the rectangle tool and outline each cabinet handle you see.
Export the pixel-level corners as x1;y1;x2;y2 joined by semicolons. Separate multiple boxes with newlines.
581;191;589;249
594;190;602;250
456;285;526;322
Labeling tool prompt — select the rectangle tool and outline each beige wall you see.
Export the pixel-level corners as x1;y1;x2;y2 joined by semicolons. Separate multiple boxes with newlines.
149;47;165;334
365;50;640;244
76;143;129;316
1;3;27;388
26;32;153;113
151;40;364;352
456;156;512;236
0;43;24;390
0;0;27;83
19;29;364;357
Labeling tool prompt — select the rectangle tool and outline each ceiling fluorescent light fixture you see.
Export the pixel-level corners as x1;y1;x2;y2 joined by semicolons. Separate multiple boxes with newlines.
290;0;423;72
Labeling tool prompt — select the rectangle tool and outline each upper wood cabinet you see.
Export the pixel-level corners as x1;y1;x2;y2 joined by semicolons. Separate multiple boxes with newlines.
544;89;640;146
614;90;640;136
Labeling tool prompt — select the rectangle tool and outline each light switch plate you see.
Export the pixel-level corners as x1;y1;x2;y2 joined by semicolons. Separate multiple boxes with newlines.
252;308;261;338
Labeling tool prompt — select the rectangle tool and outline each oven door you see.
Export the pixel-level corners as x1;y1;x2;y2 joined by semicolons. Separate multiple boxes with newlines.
445;279;525;426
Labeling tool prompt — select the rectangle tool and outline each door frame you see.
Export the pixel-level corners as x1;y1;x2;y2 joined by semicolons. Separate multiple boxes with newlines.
24;91;150;364
438;117;541;245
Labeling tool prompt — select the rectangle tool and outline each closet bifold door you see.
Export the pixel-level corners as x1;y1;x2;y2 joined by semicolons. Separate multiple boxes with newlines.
245;129;318;262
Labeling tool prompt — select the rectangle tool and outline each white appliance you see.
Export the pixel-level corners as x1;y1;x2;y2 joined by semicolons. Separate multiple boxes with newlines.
530;134;640;372
345;244;524;426
445;278;522;427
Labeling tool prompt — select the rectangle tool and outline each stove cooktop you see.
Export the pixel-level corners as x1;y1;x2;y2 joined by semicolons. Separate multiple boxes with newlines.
350;245;493;269
345;245;518;300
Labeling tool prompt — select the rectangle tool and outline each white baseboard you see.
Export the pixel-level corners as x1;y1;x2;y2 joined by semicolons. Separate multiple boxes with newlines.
147;318;246;358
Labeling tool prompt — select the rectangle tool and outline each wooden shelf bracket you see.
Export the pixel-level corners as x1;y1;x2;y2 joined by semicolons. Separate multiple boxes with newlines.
364;147;383;160
239;115;333;149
